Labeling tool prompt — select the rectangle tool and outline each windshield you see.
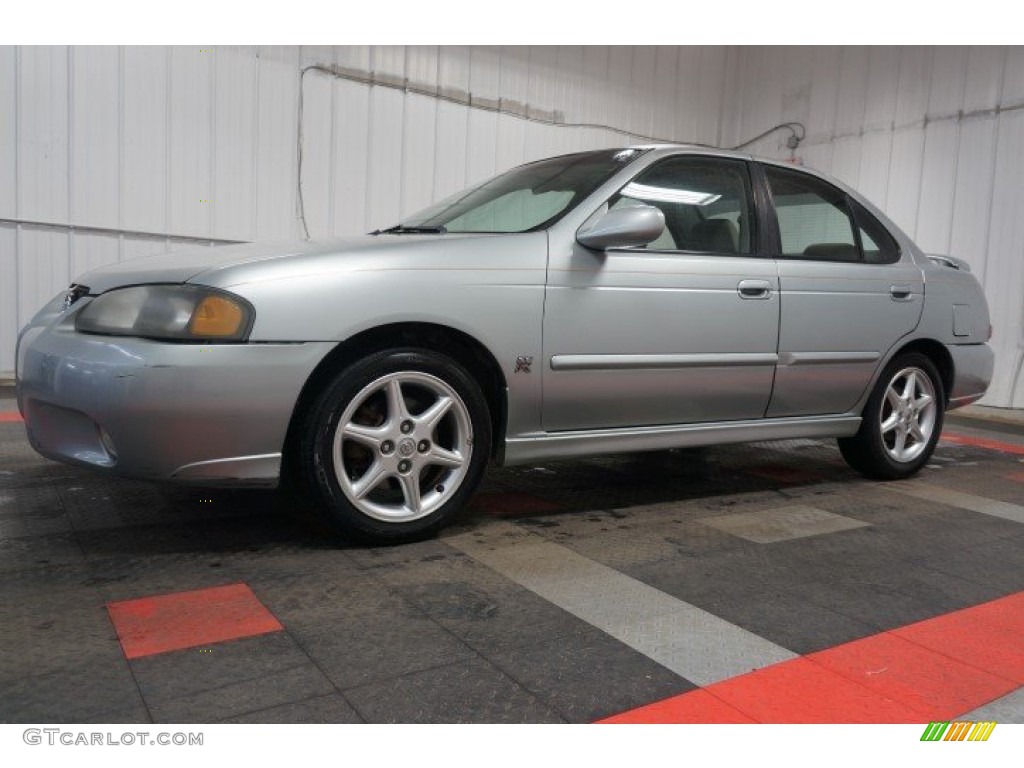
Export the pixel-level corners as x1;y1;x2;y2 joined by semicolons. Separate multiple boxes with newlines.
396;148;645;234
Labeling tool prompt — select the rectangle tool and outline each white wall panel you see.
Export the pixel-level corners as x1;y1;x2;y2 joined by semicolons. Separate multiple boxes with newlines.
213;46;258;241
629;46;657;139
835;47;868;137
894;47;932;127
122;236;171;262
0;226;17;373
400;94;437;216
465;47;500;186
431;48;470;203
1002;47;1024;104
606;47;634;136
806;47;841;142
862;47;900;131
927;46;968;116
886;127;925;236
19;47;69;222
299;58;334;237
949;118;998;273
964;46;1004;113
556;47;586;131
694;48;727;146
254;46;299;241
71;47;119;229
0;48;15;218
365;87;405;231
17;230;68;327
372;46;406;80
168;47;212;237
829;136;861;189
331;79;370;237
915;121;959;253
856;131;893;206
581;47;610;129
405;46;438;87
71;233;119;277
122;46;168;234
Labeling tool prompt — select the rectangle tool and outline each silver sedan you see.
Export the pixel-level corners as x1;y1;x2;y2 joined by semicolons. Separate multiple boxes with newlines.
16;146;994;543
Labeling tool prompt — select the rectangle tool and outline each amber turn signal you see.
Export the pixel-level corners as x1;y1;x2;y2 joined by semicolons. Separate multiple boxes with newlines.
189;295;245;337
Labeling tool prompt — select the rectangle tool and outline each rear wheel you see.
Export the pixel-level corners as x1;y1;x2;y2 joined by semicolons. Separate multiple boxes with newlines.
291;349;491;543
838;352;944;479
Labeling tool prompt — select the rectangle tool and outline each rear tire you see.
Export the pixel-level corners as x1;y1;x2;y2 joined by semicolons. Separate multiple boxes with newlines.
838;352;944;480
289;348;491;544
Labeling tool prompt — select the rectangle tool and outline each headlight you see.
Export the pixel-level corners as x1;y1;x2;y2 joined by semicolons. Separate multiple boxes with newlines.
75;285;254;342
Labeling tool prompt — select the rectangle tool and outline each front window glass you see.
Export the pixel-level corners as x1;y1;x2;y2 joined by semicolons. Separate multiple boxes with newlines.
607;156;754;254
399;149;644;234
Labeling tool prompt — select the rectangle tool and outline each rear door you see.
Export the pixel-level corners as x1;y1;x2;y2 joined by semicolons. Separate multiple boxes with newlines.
760;163;924;417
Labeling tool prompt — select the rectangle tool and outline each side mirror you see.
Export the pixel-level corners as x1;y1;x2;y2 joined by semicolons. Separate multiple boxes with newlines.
576;205;666;251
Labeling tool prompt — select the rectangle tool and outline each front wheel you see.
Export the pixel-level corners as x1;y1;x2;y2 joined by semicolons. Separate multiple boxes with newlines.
838;352;944;480
291;349;492;544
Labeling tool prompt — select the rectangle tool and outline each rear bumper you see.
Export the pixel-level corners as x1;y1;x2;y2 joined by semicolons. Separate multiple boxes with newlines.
947;342;995;409
16;317;333;484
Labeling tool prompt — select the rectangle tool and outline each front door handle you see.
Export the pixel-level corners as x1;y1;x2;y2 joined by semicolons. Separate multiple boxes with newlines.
890;284;914;301
737;279;771;299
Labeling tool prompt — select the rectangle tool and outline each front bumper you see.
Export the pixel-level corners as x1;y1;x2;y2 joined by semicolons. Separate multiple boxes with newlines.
16;306;334;484
947;342;995;409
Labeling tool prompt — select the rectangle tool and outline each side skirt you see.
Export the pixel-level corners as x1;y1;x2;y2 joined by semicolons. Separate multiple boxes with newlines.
501;415;862;466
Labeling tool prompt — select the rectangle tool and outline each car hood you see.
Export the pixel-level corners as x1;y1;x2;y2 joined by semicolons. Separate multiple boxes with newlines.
74;235;481;294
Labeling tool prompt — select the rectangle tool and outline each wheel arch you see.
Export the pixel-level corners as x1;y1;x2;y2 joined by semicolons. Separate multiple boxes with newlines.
283;322;508;469
889;338;954;405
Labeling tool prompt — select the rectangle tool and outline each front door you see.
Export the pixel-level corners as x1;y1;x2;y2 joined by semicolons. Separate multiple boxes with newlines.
542;154;780;432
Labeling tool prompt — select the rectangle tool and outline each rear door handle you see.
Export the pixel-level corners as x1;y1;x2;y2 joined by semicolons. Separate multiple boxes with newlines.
890;284;914;301
737;279;771;299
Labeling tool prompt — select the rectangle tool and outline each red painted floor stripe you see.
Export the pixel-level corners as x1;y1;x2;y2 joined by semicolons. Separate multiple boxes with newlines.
941;431;1024;455
891;592;1024;686
806;631;1016;717
600;592;1024;724
0;411;22;423
107;582;283;660
601;689;756;724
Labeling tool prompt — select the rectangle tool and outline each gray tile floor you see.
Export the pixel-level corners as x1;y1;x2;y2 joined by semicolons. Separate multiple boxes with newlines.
1;393;1022;723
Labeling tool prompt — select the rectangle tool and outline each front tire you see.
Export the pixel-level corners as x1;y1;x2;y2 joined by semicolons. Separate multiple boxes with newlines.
291;348;491;544
838;352;944;480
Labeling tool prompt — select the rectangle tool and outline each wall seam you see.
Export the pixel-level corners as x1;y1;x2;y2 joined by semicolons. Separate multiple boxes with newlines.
117;45;125;264
66;46;74;284
209;46;217;241
910;47;937;242
164;46;172;251
14;45;21;329
945;47;971;257
978;45;1008;292
251;47;261;242
327;46;337;236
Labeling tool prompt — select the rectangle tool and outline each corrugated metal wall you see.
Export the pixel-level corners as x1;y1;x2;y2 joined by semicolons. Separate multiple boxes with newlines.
0;45;729;376
722;46;1024;407
2;45;1021;408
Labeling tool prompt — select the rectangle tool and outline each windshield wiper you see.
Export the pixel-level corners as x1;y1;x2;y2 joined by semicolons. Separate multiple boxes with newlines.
370;224;448;235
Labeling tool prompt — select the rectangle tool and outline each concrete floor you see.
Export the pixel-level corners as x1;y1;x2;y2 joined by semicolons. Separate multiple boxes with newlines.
2;391;1022;724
